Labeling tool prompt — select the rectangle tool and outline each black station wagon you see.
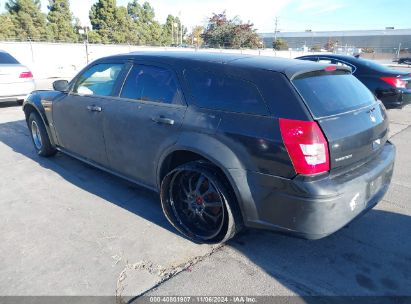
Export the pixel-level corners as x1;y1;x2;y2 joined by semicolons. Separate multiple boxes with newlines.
23;52;395;244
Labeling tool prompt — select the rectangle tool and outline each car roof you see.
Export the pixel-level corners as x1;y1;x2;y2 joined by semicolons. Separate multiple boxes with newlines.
98;51;350;79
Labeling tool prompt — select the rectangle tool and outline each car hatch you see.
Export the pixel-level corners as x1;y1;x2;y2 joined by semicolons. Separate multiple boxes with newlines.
291;68;389;171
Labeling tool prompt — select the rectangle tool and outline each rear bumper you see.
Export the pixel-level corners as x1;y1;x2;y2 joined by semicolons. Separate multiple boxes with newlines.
381;89;411;108
0;81;35;102
234;142;395;239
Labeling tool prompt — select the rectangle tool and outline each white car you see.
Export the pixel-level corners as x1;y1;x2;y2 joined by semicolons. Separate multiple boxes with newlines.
0;50;35;105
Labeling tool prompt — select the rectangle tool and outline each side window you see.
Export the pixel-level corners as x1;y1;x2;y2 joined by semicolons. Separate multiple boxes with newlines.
73;63;124;96
0;52;19;64
120;65;183;105
184;69;268;115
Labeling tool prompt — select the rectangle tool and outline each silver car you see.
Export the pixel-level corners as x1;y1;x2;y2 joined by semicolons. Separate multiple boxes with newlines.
0;50;35;105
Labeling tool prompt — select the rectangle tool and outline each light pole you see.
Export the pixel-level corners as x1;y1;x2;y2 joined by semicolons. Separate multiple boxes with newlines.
173;22;178;46
171;23;174;45
397;42;402;59
179;11;183;46
194;37;198;50
79;26;90;64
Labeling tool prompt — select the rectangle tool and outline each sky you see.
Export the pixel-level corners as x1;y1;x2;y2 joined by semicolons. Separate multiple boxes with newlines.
1;0;410;33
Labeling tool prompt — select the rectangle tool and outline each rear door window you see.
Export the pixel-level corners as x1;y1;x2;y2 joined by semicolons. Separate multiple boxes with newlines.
292;71;375;118
120;65;183;105
0;52;19;64
184;69;268;115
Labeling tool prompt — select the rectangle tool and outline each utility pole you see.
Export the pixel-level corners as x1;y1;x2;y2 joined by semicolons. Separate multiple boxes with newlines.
180;24;183;46
171;22;174;45
85;27;89;64
397;42;402;59
179;11;183;46
78;26;89;64
28;37;34;63
274;16;279;42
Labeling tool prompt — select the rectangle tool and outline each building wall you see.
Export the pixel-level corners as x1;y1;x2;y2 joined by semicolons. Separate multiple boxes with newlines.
261;29;411;53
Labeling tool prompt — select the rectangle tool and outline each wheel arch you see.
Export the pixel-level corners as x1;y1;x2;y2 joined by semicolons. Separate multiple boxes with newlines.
23;102;56;147
157;133;249;224
157;133;244;189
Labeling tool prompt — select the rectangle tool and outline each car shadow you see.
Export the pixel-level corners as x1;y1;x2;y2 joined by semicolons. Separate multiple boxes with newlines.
0;119;175;233
1;119;411;297
228;208;411;296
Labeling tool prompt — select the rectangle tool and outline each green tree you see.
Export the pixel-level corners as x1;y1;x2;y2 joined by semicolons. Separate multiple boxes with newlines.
361;47;374;54
90;0;134;44
272;38;288;50
202;11;261;49
187;25;204;47
127;0;163;45
87;30;102;43
310;44;321;52
324;38;336;51
89;0;117;43
113;5;136;43
47;0;78;42
230;18;261;48
5;0;49;40
0;13;15;40
202;12;230;47
162;14;175;45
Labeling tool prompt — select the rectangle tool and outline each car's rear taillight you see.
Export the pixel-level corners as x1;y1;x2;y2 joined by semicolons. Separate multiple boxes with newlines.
380;76;406;89
324;66;337;71
279;118;330;175
19;71;33;79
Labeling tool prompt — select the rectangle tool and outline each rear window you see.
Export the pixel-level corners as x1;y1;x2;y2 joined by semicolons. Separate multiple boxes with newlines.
0;52;19;64
185;69;268;115
292;72;375;118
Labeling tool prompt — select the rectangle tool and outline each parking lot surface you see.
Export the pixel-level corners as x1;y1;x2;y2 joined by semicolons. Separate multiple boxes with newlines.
0;85;410;299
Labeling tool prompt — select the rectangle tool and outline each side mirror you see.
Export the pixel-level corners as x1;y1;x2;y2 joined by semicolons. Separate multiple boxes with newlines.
53;80;69;92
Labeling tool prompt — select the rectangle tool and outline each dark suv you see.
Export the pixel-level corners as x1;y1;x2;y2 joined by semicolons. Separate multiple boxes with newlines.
23;52;395;244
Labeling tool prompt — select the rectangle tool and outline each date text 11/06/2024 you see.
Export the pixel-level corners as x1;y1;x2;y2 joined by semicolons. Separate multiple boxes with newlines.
149;296;257;303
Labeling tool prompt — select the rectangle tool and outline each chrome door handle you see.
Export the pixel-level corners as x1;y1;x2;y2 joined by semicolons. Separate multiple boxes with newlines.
151;116;175;125
86;105;102;112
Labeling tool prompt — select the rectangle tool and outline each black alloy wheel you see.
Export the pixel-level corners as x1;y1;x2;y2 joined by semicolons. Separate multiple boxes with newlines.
160;161;241;244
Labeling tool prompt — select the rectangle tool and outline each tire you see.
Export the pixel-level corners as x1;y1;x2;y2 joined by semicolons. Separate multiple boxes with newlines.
160;161;242;244
28;111;57;157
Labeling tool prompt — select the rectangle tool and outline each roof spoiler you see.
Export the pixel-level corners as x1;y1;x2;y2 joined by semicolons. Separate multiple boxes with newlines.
286;64;352;80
